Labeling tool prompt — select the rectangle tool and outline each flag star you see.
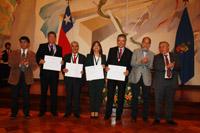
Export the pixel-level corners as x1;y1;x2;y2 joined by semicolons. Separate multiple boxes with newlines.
64;15;71;24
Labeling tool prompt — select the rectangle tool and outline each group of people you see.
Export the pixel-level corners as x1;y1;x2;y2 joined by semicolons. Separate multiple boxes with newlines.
7;31;180;126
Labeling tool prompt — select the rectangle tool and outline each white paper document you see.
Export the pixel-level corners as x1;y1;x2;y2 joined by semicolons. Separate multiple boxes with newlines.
85;65;104;81
43;55;62;71
65;63;83;78
106;65;126;81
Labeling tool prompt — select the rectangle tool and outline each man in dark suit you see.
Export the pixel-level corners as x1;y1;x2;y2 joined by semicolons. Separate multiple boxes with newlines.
8;36;38;118
36;31;62;117
104;34;132;121
153;41;180;125
62;41;86;118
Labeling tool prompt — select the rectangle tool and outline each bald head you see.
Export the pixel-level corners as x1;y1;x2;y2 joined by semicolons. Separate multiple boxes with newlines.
141;37;151;50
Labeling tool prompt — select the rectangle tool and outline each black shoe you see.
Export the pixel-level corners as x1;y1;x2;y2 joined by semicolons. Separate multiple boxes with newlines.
10;114;17;119
104;115;110;120
131;117;137;122
74;113;80;118
143;117;148;122
152;119;160;125
166;120;177;126
52;113;58;117
94;116;99;119
116;116;121;121
24;114;30;119
38;112;45;117
63;113;71;118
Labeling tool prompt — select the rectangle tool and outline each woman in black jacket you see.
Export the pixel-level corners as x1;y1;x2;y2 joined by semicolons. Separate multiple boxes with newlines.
85;41;106;118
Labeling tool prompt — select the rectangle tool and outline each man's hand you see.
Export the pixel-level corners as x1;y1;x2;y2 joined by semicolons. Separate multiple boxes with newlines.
24;60;29;66
39;59;45;65
124;70;129;76
141;57;149;64
63;68;68;73
102;64;105;69
167;62;175;69
105;67;110;72
81;71;84;75
61;60;64;65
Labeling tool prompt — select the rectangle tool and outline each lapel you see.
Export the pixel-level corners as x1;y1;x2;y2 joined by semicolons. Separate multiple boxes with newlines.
78;53;81;64
54;45;58;56
169;52;174;63
90;54;94;65
159;53;165;64
15;50;22;63
68;54;72;62
139;49;144;58
26;50;30;59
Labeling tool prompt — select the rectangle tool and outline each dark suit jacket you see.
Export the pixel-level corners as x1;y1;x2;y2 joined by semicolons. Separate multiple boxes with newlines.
106;46;132;82
8;50;38;85
62;53;86;83
152;52;180;89
36;43;62;77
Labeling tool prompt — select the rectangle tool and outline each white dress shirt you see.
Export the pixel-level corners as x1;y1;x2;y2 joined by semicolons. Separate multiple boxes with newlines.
163;53;172;79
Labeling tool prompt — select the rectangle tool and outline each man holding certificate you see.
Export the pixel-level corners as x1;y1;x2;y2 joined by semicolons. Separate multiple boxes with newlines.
104;34;132;121
36;31;62;117
62;41;86;118
85;41;106;118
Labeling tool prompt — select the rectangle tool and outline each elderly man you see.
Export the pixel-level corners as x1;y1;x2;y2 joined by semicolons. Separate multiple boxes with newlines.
129;37;154;122
153;41;180;125
62;41;86;118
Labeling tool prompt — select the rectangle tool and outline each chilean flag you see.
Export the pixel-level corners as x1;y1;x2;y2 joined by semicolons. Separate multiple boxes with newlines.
58;5;73;57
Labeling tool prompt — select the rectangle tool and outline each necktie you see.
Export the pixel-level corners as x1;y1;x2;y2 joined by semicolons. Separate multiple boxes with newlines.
22;49;25;58
118;48;122;62
73;54;77;63
21;50;26;72
164;55;172;78
50;45;54;55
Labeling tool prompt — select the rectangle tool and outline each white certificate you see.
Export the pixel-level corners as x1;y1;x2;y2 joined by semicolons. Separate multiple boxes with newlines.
43;55;62;71
65;63;83;78
106;65;126;81
85;65;104;81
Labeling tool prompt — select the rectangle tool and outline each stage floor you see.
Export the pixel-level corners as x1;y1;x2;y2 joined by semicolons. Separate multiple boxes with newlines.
0;108;200;133
0;81;200;132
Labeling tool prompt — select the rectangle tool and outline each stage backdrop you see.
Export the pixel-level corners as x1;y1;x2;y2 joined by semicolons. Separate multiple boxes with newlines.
0;0;200;85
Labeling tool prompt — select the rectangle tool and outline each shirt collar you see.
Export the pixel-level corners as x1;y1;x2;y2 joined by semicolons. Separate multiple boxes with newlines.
21;48;28;55
163;52;170;57
72;53;78;57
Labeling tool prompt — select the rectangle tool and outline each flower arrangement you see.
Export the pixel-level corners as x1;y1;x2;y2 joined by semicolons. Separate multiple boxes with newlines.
102;84;141;107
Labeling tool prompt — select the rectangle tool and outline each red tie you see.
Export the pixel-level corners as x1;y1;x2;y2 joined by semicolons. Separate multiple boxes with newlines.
164;55;172;78
118;48;122;62
73;54;77;63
